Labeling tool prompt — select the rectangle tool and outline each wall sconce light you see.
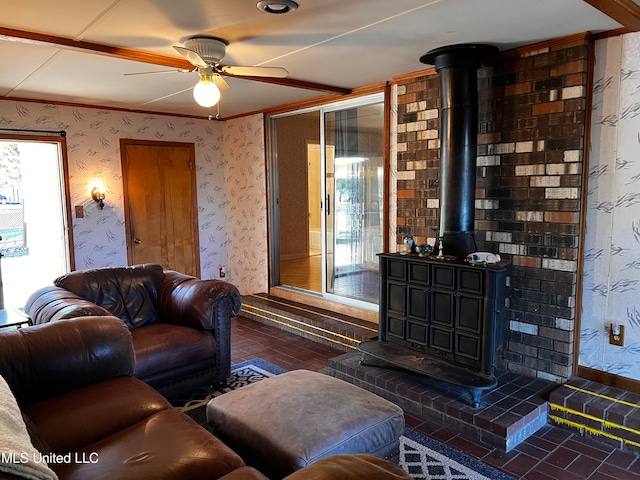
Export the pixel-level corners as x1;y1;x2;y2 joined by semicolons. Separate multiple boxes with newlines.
91;185;106;210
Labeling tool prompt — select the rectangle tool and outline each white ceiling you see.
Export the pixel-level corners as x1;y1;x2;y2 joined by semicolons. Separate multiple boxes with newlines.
0;0;624;119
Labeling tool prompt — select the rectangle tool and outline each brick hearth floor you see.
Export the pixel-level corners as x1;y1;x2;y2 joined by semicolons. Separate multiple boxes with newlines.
230;315;640;479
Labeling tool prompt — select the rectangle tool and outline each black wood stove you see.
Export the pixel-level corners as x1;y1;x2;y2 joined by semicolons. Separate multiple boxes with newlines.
358;44;507;408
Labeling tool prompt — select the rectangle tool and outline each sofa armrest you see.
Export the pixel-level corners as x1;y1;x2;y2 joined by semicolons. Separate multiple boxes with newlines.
0;317;135;406
159;271;242;384
159;271;242;331
24;286;112;325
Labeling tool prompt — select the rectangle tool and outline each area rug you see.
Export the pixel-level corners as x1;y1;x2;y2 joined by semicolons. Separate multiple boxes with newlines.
171;360;514;480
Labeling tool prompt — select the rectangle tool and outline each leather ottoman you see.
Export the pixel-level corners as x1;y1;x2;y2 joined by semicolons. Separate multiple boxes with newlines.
206;370;405;479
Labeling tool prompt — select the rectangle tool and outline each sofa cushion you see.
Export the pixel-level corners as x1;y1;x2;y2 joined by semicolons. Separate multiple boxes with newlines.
54;264;165;329
23;376;171;454
131;323;216;381
53;409;245;480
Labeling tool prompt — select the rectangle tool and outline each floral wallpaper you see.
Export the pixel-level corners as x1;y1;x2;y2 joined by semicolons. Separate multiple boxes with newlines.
0;99;267;294
223;114;268;295
581;32;640;380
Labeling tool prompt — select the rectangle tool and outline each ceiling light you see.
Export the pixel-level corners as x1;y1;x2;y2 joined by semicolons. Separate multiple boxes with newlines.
193;68;221;108
257;0;298;14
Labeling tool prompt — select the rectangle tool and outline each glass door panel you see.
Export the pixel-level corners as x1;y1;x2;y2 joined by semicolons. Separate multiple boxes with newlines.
324;101;384;305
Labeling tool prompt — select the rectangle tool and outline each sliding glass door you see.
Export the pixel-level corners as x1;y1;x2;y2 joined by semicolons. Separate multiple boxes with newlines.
269;93;384;309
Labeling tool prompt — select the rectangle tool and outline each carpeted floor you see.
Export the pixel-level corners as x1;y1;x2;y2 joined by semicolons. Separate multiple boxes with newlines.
171;360;515;480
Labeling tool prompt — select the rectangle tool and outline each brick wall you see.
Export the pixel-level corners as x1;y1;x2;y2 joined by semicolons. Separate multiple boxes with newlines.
395;37;589;382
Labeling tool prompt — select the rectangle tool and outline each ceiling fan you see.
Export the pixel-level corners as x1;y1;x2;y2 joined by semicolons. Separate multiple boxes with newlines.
173;36;290;108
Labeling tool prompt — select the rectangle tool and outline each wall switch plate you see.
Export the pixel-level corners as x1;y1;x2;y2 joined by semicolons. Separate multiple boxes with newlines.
75;205;84;218
610;324;624;346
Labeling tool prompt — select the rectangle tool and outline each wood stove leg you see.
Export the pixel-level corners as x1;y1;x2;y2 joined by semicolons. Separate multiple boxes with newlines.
359;353;401;371
468;388;482;408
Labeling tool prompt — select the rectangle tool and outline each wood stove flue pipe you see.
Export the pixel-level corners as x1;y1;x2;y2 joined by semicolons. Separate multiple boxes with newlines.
420;44;497;260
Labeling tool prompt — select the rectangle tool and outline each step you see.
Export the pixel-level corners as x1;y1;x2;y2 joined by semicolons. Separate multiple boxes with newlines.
240;293;378;352
549;378;640;454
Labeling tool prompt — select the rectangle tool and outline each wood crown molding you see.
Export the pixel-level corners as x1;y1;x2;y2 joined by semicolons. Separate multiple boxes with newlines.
582;0;640;31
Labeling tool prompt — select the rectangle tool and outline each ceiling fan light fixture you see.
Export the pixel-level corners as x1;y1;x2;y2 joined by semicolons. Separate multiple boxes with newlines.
257;0;298;14
193;74;221;108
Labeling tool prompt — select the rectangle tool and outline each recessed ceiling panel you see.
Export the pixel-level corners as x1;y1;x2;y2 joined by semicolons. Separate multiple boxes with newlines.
0;0;118;37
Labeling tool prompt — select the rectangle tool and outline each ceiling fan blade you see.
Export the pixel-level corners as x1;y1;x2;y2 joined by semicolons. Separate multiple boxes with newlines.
218;73;352;95
173;45;208;68
124;68;192;76
221;65;288;78
213;74;230;91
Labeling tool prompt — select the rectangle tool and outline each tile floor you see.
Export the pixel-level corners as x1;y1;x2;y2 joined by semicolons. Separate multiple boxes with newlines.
230;315;640;479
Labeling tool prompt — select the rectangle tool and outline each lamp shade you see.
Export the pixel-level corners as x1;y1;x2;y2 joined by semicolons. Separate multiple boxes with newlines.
193;75;221;107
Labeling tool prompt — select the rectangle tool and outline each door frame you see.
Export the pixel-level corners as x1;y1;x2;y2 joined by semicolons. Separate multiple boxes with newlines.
120;138;199;276
0;134;74;308
266;92;385;311
0;133;75;271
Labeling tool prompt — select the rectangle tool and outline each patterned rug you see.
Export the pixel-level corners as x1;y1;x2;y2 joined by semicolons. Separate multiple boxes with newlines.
171;360;514;480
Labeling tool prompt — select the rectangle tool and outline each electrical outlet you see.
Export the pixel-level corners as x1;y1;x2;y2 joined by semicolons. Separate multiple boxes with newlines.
219;267;226;278
610;324;624;346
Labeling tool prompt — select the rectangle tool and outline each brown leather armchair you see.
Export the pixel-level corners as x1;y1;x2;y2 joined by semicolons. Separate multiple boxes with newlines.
24;264;242;397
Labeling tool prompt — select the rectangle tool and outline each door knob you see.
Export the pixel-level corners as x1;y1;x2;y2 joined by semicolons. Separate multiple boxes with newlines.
134;238;142;244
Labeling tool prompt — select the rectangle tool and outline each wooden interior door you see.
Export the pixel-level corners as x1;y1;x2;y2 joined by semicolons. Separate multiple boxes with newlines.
121;139;199;277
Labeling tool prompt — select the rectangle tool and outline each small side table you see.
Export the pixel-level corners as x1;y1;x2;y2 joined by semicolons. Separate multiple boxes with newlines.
0;309;31;329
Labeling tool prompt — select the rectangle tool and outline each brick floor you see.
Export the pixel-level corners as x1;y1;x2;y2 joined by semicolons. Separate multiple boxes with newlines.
230;315;640;479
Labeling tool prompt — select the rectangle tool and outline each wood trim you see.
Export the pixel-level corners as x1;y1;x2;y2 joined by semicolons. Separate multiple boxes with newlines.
392;68;436;85
487;32;592;61
382;82;392;253
58;135;75;272
0;27;193;69
592;27;630;41
1;96;213;121
262;83;387;117
577;365;640;394
582;0;640;31
574;37;597;377
391;33;593;85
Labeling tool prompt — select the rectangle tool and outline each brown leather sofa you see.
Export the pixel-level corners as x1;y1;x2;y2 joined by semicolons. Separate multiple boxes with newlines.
23;264;241;397
0;317;411;480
